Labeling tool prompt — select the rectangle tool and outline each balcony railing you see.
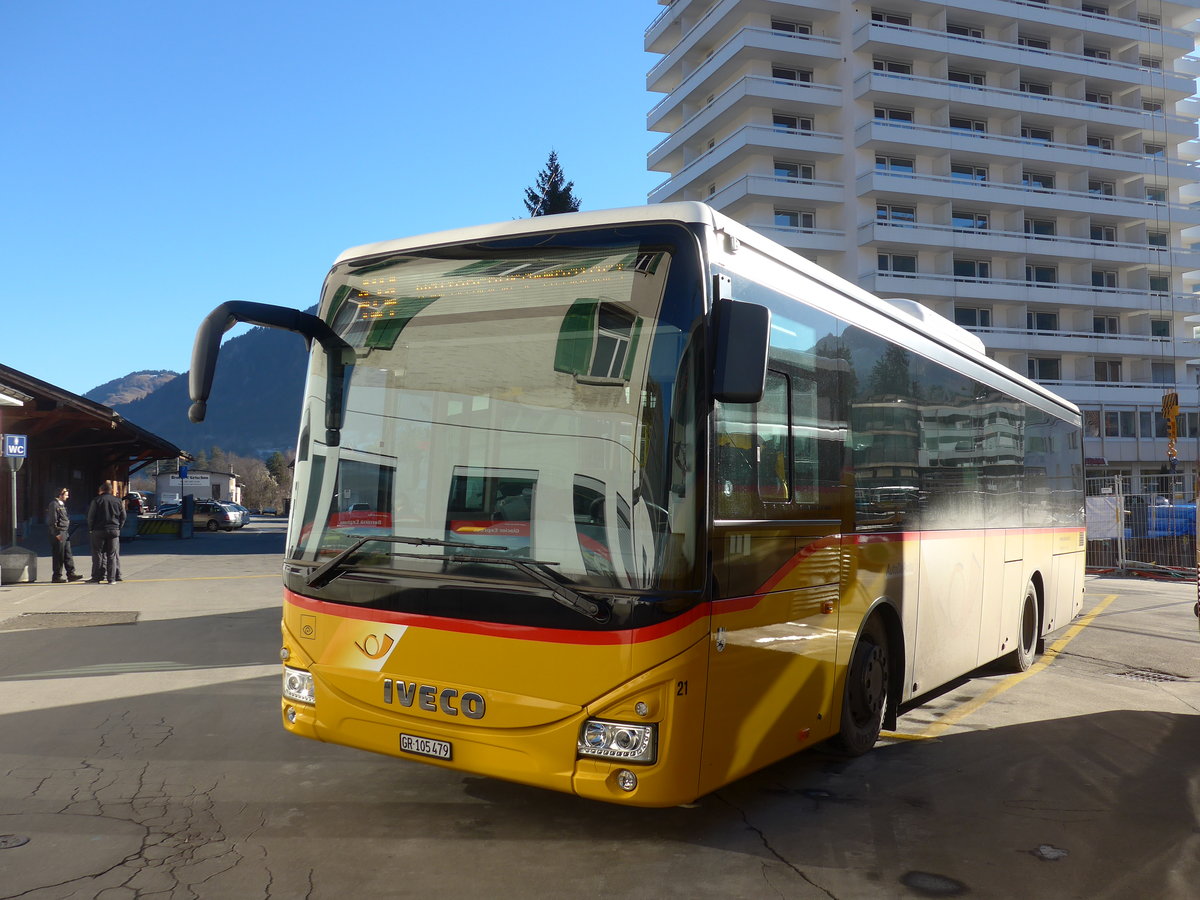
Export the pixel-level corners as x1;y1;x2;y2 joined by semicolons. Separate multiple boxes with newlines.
861;169;1191;218
648;26;841;121
862;70;1195;130
997;0;1189;41
864;220;1178;256
858;19;1188;80
858;119;1185;168
869;271;1194;305
648;74;842;156
966;325;1179;347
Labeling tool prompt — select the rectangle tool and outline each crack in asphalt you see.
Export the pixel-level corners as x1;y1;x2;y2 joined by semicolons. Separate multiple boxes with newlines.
716;793;839;900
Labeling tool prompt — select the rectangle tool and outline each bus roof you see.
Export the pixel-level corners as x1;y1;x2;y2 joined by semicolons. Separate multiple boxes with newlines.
334;202;1079;418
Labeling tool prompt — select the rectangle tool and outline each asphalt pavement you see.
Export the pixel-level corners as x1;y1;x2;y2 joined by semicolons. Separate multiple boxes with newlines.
1;528;1198;899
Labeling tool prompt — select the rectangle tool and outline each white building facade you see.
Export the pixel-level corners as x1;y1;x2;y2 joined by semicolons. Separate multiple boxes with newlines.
646;0;1200;492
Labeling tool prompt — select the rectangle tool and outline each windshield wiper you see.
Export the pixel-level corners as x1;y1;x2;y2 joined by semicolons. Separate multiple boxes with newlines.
306;534;505;588
303;534;609;622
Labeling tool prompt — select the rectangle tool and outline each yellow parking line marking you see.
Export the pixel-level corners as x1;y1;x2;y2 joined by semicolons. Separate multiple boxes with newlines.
883;593;1120;742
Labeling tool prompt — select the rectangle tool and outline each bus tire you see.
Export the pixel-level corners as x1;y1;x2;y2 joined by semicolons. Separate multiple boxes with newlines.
835;617;889;755
1008;582;1040;672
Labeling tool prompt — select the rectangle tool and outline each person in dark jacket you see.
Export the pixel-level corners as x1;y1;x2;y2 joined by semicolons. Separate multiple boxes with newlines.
86;480;126;584
46;487;82;583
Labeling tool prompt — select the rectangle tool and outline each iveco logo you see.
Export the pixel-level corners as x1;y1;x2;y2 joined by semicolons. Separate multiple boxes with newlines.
383;679;486;719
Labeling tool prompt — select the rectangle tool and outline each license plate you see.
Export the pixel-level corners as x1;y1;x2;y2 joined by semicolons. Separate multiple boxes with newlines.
400;733;451;760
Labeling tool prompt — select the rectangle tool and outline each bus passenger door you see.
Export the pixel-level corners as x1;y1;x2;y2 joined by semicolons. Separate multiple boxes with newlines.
699;368;846;794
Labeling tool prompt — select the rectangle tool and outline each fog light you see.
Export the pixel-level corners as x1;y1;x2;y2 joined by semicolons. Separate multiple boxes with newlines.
615;769;638;792
577;718;656;763
280;647;290;662
635;701;649;717
285;705;297;724
282;666;315;704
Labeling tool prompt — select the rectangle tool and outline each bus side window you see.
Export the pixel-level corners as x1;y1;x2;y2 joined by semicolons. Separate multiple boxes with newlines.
715;370;790;517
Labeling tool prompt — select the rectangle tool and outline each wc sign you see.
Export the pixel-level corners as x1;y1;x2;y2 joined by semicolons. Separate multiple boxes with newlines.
4;434;27;458
2;434;25;473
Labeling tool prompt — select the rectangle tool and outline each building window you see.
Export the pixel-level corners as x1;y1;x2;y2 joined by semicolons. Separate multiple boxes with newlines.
948;70;985;85
1028;357;1061;381
1083;46;1111;59
1024;218;1056;238
878;253;917;275
1143;99;1163;113
1140;412;1169;438
949;115;986;132
1104;412;1137;438
877;204;916;224
1023;171;1054;191
951;162;987;181
1085;90;1112;105
1151;318;1171;336
1092;270;1117;288
1088;179;1115;196
1026;266;1058;286
771;19;811;35
1093;316;1119;334
952;210;988;231
1138;14;1160;26
1087;134;1114;151
1018;35;1050;50
1151;362;1174;384
947;23;983;39
876;155;915;174
1021;125;1053;142
873;58;912;74
1082;4;1108;15
1095;360;1122;382
1090;224;1117;243
774;160;814;182
1027;311;1059;332
954;307;992;328
1146;186;1166;203
1148;231;1168;247
1144;143;1165;158
1149;276;1170;295
772;65;812;83
871;11;911;26
953;258;990;280
775;209;815;229
554;300;643;381
875;106;914;123
1020;80;1052;95
773;113;813;133
1140;56;1162;69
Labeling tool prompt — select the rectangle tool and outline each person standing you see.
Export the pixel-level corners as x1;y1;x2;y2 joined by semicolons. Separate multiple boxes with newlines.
46;488;83;583
86;480;126;584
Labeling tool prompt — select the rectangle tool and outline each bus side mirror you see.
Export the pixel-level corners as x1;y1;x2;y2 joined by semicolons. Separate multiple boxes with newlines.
711;294;770;405
189;301;354;446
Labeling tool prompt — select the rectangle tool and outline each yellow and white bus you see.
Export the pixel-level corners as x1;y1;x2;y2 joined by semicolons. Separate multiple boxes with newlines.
190;203;1085;807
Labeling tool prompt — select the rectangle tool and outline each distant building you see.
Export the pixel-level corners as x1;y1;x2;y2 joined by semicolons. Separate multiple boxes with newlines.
155;468;241;506
0;363;183;544
645;0;1200;493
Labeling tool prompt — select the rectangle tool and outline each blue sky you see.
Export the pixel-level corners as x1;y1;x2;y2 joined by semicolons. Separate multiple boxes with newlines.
1;1;663;396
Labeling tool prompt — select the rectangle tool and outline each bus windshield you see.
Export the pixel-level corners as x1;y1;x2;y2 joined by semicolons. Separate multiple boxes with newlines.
286;225;705;618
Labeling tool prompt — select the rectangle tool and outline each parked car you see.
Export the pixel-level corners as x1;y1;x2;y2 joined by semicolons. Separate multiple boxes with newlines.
262;507;278;516
228;503;251;528
161;499;238;532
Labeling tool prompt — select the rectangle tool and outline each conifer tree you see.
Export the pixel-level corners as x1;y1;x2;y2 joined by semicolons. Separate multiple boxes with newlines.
523;150;581;216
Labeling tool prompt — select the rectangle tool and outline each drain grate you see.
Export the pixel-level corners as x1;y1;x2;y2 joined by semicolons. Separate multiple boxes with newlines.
1109;668;1183;684
0;611;139;631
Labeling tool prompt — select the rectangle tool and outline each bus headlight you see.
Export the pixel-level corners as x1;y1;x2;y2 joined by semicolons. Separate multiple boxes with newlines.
282;666;315;705
578;719;657;764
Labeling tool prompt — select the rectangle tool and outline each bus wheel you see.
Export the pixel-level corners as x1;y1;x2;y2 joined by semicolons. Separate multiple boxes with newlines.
1008;583;1040;672
836;618;889;755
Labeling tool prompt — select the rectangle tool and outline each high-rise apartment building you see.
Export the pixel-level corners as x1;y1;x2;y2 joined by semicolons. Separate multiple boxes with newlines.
646;0;1200;491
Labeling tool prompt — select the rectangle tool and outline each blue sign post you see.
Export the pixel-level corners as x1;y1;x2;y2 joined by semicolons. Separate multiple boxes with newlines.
2;434;27;547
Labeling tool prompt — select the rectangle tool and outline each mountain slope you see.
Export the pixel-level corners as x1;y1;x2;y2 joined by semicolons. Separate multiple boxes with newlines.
111;324;310;457
85;370;178;407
